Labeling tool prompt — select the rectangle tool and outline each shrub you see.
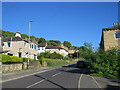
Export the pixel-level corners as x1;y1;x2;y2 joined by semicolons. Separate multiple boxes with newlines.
38;52;64;59
2;54;12;64
2;54;23;64
10;56;23;63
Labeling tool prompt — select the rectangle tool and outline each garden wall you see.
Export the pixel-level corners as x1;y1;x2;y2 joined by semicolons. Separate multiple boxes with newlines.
2;61;41;73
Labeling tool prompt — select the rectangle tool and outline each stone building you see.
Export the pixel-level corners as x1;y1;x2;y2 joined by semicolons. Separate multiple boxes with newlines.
45;45;69;57
2;32;38;59
100;22;120;51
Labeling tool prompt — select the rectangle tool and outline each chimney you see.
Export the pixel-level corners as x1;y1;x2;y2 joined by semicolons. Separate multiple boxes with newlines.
113;22;120;26
15;31;21;38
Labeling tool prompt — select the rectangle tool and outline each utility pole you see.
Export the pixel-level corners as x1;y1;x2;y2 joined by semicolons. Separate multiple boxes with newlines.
27;21;33;68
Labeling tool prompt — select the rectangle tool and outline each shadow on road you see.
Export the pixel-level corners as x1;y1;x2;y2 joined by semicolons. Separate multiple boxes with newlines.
104;85;120;90
61;64;90;75
34;74;68;90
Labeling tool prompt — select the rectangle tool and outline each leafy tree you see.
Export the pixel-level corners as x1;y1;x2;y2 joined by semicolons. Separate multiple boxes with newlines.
47;40;61;46
38;38;46;44
83;42;93;51
63;41;72;49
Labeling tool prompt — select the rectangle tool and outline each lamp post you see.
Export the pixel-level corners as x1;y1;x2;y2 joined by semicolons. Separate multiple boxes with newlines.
27;21;33;68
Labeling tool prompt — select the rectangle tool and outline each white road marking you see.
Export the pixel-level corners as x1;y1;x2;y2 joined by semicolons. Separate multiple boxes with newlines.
91;76;102;89
78;74;83;89
52;72;61;77
1;70;49;83
26;79;45;88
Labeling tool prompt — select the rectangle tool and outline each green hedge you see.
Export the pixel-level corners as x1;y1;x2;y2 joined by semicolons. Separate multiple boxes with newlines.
22;57;34;61
2;54;35;64
2;54;23;64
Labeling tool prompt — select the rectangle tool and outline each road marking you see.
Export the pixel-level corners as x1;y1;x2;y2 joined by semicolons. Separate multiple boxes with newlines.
1;69;53;83
52;72;61;77
78;74;83;89
26;79;45;88
91;76;102;89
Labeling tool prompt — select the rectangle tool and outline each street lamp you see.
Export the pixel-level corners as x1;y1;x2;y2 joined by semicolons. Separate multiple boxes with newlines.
27;21;33;68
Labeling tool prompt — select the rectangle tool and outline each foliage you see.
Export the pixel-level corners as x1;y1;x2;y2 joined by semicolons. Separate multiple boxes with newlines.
38;38;46;44
2;54;36;64
47;40;61;46
2;54;23;64
22;57;35;61
38;52;64;59
2;31;39;43
63;41;72;49
79;44;119;79
63;57;71;60
42;58;62;61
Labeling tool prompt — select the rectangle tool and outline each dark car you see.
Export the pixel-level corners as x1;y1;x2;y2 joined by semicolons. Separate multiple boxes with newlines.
76;60;87;68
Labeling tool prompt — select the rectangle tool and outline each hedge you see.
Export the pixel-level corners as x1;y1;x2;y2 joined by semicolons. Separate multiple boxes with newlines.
2;54;35;64
2;54;23;64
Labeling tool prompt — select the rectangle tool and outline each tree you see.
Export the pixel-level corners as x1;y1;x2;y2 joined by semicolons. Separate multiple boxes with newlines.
63;41;72;49
83;42;93;51
47;40;61;46
38;38;46;44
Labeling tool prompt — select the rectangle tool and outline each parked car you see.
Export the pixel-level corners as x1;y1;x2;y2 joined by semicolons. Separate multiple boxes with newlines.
76;60;87;68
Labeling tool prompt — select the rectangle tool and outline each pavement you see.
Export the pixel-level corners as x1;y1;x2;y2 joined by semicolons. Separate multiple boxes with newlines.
1;63;120;89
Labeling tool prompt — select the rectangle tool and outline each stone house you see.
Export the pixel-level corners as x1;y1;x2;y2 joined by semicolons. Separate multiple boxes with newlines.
2;32;38;59
37;44;46;54
45;45;69;57
100;22;120;51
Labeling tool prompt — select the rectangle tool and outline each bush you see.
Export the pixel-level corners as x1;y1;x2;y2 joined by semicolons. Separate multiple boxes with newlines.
2;54;23;64
38;52;64;59
10;56;23;63
2;54;12;64
23;57;35;61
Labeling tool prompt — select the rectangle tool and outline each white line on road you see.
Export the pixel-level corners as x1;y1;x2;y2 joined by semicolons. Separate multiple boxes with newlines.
91;76;102;89
26;79;45;88
78;73;83;90
52;72;61;77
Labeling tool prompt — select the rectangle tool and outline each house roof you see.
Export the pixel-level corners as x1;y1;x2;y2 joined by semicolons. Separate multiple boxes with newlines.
4;37;23;42
102;23;120;31
45;45;67;51
38;44;46;47
45;45;58;49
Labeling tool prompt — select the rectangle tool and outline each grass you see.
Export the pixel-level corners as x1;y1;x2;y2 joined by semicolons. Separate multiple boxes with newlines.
90;73;119;80
42;58;62;61
47;61;69;67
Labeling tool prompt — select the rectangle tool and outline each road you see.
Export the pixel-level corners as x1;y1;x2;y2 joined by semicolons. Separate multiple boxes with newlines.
2;64;120;89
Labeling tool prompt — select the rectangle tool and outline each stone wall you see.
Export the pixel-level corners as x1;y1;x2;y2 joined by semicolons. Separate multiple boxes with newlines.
2;63;23;73
2;61;41;73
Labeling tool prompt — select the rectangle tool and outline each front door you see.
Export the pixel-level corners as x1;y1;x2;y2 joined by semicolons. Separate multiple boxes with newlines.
18;52;22;57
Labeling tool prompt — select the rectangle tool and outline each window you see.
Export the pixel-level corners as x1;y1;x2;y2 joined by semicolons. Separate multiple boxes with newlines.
8;42;11;47
115;33;120;39
34;45;36;50
115;31;120;39
32;44;33;49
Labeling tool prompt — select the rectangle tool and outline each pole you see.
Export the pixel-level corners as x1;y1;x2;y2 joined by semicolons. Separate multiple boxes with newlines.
28;21;33;68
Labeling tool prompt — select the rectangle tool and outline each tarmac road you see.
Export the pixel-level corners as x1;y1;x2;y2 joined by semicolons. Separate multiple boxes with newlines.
2;64;120;89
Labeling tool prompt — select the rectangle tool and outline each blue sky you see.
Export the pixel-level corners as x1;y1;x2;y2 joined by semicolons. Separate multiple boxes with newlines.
2;2;118;48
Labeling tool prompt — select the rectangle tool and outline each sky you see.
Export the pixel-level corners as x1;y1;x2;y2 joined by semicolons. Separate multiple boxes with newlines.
2;2;118;49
